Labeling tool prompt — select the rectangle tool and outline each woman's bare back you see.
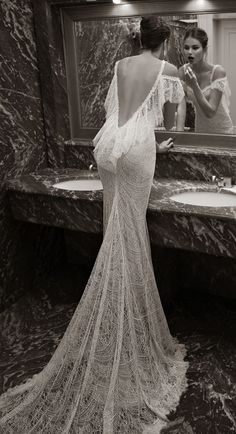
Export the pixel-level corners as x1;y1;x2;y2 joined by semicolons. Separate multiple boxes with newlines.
117;55;178;127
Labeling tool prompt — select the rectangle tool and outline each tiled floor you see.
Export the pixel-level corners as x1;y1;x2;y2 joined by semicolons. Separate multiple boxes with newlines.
0;264;235;433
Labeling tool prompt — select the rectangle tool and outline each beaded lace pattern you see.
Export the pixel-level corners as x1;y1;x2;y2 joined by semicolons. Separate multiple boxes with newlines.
0;60;188;433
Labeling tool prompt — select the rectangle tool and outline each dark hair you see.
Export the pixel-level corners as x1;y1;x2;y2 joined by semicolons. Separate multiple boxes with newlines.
183;27;208;49
140;16;171;50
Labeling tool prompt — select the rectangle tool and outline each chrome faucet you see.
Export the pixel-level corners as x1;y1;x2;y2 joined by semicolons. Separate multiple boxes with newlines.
211;175;232;188
89;163;97;171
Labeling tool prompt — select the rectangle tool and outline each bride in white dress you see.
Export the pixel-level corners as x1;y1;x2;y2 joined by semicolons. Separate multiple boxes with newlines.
0;17;188;433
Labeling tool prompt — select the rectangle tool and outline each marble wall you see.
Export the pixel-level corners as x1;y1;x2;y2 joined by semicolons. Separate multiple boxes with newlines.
155;147;236;184
32;0;71;168
74;18;135;130
0;0;47;310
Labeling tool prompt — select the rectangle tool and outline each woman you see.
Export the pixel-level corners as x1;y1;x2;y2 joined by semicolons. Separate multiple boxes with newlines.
0;17;188;433
177;27;233;134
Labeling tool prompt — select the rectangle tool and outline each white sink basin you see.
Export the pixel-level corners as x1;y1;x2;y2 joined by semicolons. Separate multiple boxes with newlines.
52;179;103;191
170;191;236;207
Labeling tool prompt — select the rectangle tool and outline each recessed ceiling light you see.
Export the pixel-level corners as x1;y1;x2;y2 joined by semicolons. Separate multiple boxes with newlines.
113;0;121;4
195;0;206;5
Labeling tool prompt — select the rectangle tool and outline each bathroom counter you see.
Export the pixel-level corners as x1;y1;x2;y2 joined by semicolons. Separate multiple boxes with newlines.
5;168;236;220
5;169;236;257
5;169;103;202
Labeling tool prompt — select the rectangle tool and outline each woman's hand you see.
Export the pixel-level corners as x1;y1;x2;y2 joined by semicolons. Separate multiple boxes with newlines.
183;64;198;89
156;138;175;153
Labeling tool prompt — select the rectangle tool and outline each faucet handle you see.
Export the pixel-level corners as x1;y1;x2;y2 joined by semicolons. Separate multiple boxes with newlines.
88;163;97;171
211;175;221;183
211;175;232;188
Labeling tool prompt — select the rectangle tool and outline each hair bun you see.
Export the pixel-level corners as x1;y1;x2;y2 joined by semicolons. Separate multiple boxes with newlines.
140;16;171;50
140;16;166;33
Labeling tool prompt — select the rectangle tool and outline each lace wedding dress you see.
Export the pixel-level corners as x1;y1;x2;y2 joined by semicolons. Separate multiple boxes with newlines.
0;60;188;433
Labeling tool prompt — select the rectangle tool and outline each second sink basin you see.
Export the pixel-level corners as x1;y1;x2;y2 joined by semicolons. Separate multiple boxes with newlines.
53;179;103;191
170;191;236;207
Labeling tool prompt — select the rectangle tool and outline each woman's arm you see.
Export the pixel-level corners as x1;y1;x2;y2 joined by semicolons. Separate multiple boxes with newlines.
156;137;175;153
176;66;187;131
163;101;177;130
162;63;180;130
176;98;186;131
185;65;226;118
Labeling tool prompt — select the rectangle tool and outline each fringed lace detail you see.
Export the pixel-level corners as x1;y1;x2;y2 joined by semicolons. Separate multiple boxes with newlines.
93;62;184;174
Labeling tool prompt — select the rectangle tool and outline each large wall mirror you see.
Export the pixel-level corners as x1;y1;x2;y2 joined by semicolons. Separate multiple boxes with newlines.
61;1;236;148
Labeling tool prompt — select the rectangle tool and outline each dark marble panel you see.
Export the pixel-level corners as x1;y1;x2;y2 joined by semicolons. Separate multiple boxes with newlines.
176;248;236;299
0;92;47;181
0;0;48;310
75;18;135;129
32;1;70;168
0;190;66;313
0;0;47;179
148;211;236;258
9;191;103;233
64;141;96;169
0;266;235;433
30;225;67;295
165;290;236;433
154;245;236;303
64;229;102;267
155;146;236;184
0;193;35;311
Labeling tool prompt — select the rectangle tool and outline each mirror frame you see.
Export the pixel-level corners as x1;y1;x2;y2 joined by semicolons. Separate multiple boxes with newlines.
32;0;236;161
62;0;236;148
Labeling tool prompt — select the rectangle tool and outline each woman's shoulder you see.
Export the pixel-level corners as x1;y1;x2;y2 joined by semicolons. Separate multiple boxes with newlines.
163;61;179;78
116;56;134;70
116;55;151;74
211;64;226;80
116;56;130;70
117;55;135;64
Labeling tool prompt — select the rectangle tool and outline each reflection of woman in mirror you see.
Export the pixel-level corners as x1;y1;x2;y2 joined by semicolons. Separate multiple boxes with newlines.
177;27;233;134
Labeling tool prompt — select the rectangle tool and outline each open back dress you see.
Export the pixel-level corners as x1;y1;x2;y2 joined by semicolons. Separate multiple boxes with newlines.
0;59;188;434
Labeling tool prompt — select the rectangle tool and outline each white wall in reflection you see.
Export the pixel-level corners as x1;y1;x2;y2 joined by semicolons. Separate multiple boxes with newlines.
198;13;236;128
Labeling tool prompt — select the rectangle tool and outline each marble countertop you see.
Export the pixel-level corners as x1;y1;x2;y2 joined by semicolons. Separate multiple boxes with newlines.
4;168;236;221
